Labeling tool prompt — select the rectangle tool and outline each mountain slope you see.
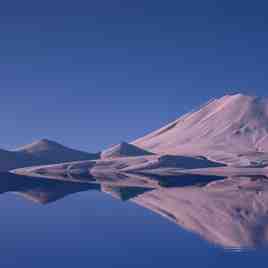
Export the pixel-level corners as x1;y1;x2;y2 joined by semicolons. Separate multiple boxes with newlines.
133;94;268;163
0;139;99;172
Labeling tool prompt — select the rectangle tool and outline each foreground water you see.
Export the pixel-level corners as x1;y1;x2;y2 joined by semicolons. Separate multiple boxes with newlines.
0;188;268;268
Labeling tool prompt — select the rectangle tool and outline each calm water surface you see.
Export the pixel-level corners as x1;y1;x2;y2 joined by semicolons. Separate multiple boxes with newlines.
0;190;267;268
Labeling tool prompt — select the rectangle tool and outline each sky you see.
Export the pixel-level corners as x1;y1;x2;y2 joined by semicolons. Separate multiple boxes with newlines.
0;0;268;152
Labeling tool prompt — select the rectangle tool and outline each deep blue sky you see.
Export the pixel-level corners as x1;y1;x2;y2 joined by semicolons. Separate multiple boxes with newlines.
0;0;268;152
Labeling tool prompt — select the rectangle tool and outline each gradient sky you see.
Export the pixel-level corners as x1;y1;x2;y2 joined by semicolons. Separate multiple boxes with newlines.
0;0;268;152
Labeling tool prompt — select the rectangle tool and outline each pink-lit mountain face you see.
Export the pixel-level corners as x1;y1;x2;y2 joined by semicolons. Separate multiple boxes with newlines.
134;94;268;164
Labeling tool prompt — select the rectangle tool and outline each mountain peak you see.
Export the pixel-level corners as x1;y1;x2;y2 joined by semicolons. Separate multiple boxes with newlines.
214;93;251;102
15;138;65;153
32;138;62;147
218;93;265;104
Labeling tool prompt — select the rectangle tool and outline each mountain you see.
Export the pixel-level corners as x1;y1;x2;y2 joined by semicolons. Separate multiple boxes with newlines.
0;139;100;172
101;142;154;159
133;94;268;164
15;139;100;164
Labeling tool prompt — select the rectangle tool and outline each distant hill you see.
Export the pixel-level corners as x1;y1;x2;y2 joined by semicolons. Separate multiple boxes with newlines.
0;139;100;171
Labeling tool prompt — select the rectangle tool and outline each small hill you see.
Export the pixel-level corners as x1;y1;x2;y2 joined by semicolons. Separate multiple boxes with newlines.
101;142;154;159
15;139;100;165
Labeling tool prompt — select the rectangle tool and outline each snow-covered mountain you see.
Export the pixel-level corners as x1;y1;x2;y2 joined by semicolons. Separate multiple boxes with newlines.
133;94;268;164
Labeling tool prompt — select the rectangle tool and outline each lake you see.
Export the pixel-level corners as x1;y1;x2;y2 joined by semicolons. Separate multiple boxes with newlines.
0;183;267;268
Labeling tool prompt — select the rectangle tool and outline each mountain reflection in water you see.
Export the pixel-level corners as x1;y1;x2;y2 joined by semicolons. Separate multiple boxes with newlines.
1;172;268;250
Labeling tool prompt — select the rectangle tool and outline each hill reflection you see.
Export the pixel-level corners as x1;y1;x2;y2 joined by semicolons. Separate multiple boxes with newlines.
1;172;268;249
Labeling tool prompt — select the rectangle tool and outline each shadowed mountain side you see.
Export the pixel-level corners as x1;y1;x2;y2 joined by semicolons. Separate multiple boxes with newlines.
122;155;225;173
133;176;268;249
133;94;268;165
101;142;154;159
0;139;100;172
15;139;100;165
